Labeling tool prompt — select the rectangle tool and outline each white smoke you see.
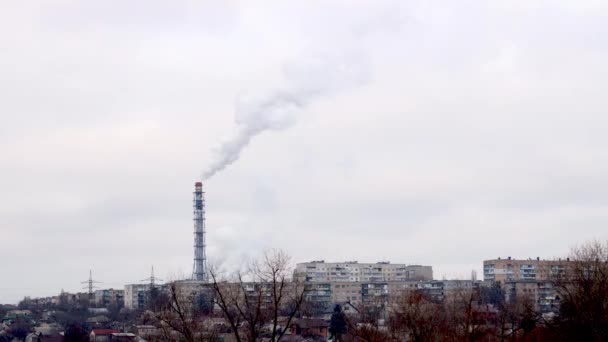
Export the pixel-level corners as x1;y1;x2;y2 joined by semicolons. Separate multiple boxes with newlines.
202;52;370;180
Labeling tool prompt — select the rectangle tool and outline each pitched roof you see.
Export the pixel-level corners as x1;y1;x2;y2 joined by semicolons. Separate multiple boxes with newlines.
91;329;119;335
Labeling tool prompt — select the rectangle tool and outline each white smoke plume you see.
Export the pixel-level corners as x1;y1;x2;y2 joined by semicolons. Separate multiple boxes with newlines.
202;52;370;180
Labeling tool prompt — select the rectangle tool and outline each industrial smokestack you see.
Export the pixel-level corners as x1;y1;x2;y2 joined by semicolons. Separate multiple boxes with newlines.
202;52;370;180
192;181;206;281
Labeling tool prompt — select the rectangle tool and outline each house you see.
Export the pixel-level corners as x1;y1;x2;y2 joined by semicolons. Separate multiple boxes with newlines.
26;332;64;342
90;329;119;342
110;333;137;341
133;325;158;339
88;308;110;316
289;318;329;339
86;316;111;328
2;310;33;324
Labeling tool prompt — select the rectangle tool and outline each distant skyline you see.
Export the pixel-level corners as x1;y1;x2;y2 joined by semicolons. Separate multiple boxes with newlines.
2;1;608;303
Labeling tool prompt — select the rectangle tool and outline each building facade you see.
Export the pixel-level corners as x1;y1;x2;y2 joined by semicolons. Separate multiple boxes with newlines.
483;257;569;282
297;261;433;317
94;289;124;308
483;257;569;314
123;284;149;310
296;261;433;283
502;280;560;313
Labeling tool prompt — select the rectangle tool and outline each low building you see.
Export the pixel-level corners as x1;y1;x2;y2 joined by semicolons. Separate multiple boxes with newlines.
88;308;110;315
2;310;33;324
133;325;158;340
86;316;111;328
110;333;137;342
25;332;64;342
289;318;329;339
90;329;119;342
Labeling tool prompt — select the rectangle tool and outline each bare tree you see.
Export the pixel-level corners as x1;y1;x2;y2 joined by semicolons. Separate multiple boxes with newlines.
210;249;305;342
334;296;391;342
388;290;445;342
155;282;218;342
487;289;539;342
208;272;244;342
442;281;495;342
552;240;608;341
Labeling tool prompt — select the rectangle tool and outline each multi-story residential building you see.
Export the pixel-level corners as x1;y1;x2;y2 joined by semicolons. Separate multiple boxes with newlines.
295;261;433;283
330;282;362;306
297;260;433;317
483;257;568;314
123;284;149;310
173;280;207;298
307;280;482;321
303;283;333;316
503;280;560;313
388;280;480;303
483;257;570;283
361;282;389;306
94;289;124;308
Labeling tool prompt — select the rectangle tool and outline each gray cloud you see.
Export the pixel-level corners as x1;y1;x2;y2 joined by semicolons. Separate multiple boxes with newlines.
2;1;608;303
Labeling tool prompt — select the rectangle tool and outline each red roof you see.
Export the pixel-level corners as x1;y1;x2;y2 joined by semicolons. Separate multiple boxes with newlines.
92;329;119;336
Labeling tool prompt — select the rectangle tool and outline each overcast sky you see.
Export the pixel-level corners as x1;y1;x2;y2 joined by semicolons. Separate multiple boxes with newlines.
2;1;608;304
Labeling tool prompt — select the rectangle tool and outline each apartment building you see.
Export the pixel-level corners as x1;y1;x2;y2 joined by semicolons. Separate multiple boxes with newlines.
173;280;207;298
389;280;480;303
303;283;333;315
330;282;362;306
295;261;433;283
302;280;479;318
503;280;560;313
94;289;124;308
361;282;389;306
297;260;433;316
123;284;149;310
483;257;569;282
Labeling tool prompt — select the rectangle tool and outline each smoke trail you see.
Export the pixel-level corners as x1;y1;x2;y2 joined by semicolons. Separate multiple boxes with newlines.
202;53;370;180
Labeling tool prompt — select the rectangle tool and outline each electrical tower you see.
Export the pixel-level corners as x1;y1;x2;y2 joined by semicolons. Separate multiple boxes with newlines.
141;265;163;305
141;266;163;289
192;182;207;281
81;269;101;300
